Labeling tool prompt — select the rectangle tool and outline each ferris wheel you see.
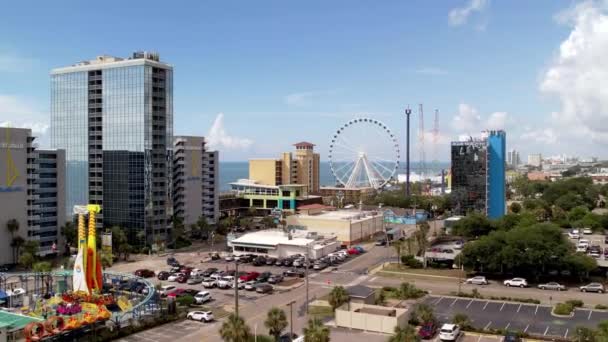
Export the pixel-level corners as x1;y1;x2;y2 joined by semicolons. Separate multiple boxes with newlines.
328;118;400;189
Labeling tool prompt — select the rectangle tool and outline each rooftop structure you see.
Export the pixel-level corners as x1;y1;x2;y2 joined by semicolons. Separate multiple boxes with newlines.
229;229;340;259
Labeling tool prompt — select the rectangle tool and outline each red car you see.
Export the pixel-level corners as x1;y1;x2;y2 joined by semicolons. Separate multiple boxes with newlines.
176;274;190;283
134;269;155;278
239;272;260;282
167;288;187;297
347;248;360;255
180;266;193;275
418;321;437;339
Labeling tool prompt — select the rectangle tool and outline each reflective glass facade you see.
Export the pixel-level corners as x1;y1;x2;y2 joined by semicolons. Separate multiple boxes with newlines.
50;72;89;214
51;55;173;244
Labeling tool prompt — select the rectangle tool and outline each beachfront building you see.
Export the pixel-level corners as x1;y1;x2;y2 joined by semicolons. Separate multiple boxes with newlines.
229;229;340;259
229;179;322;212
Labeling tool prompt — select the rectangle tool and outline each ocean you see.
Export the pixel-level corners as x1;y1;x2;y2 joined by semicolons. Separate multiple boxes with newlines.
219;161;449;192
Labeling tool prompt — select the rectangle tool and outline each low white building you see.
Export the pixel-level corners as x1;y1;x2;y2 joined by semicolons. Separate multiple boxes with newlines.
230;230;341;259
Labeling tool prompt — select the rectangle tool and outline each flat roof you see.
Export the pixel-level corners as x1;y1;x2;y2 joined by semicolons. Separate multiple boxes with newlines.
295;210;381;222
231;230;315;247
0;310;43;331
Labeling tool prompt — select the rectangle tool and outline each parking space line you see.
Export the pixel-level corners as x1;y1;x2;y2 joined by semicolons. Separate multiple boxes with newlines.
544;326;549;336
369;276;377;282
565;329;569;338
434;297;444;305
517;304;522;312
477;336;483;342
500;303;505;311
588;310;593;320
466;300;473;309
450;298;458;307
483;301;489;310
535;305;539;315
524;325;529;333
484;321;492;330
505;323;510;330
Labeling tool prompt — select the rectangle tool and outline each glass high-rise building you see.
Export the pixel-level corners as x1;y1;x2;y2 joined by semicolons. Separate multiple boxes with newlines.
450;130;506;219
51;52;173;245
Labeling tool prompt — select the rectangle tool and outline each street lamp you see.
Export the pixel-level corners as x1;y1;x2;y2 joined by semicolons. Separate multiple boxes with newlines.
286;300;296;339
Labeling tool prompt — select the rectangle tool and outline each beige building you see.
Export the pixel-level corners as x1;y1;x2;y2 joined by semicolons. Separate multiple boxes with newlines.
286;209;384;245
249;142;320;193
335;302;409;334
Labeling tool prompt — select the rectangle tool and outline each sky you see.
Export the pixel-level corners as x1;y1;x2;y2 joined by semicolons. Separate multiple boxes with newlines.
1;0;608;162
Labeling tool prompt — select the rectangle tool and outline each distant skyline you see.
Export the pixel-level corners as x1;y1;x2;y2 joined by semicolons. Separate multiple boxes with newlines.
1;0;608;161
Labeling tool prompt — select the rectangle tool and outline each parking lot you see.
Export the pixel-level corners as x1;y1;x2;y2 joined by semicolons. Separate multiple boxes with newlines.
422;295;608;339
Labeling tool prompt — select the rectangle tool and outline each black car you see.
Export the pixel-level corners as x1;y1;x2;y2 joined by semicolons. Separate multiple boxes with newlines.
258;272;272;282
279;333;299;342
157;271;170;280
202;268;218;277
266;258;277;266
238;255;253;263
183;289;199;296
268;275;284;284
166;257;180;267
282;259;294;267
210;253;221;260
253;256;267;266
283;268;305;278
503;332;522;342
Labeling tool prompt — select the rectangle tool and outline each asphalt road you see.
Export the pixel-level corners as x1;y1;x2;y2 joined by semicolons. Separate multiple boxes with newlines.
422;295;608;339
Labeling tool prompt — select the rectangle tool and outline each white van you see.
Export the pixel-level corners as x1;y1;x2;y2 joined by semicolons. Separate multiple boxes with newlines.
217;276;234;289
159;285;176;296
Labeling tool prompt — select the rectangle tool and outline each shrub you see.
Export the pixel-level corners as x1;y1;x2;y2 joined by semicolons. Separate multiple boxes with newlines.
177;295;195;307
595;304;608;310
554;303;574;315
401;255;423;268
397;282;427;300
565;299;584;308
452;313;471;330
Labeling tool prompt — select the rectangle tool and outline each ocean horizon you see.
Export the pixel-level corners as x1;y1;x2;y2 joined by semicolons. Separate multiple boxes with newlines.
219;161;449;192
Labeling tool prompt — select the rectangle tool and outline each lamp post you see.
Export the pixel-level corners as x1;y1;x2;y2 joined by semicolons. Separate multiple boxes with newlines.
287;300;296;339
234;259;239;317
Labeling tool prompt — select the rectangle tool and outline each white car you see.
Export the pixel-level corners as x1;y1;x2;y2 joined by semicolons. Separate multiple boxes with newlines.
504;278;528;288
244;281;258;291
224;255;235;262
579;239;590;247
583;228;593;235
201;277;217;288
210;273;223;281
466;276;488;285
438;324;460;341
577;245;588;253
167;273;184;282
194;291;212;304
187;310;214;322
158;285;176;296
568;231;580;239
218;276;234;289
453;241;464;250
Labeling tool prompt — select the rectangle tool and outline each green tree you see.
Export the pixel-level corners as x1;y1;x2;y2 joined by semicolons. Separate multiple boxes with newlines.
18;252;35;269
387;324;418;342
264;307;288;341
10;236;25;264
510;202;522;214
32;261;52;272
569;206;590;224
392;240;403;263
23;240;40;256
452;313;471;329
413;304;436;324
99;249;113;268
60;221;77;255
572;326;597;342
197;216;211;239
328;286;349;311
452;212;494;238
6;219;20;263
220;314;251;342
171;216;186;243
177;295;195;307
303;317;330;342
111;226;129;260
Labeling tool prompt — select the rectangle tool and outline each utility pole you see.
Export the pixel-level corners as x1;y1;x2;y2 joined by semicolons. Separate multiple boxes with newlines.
405;107;412;197
234;260;239;317
305;244;310;314
287;300;296;338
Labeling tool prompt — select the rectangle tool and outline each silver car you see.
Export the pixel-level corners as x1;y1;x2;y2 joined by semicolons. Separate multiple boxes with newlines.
580;283;605;293
538;282;566;291
466;276;488;285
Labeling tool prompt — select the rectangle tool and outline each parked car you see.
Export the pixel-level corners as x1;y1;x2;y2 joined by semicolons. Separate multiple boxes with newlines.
134;269;155;278
256;284;274;294
275;258;285;266
167;273;184;282
580;283;605;293
258;272;272;282
292;258;304;267
179;266;193;275
279;333;299;342
418;321;437;339
194;291;212;304
375;239;387;246
166;257;179;266
167;288;187;298
568;230;580;239
187;276;203;285
503;331;522;342
268;275;284;284
354;246;365;253
170;266;181;274
284;269;305;278
266;257;277;266
183;289;199;296
347;248;360;255
244;281;259;291
438;324;460;341
218;276;235;289
187;311;214;322
577;245;588;253
176;274;190;283
604;235;608;244
579;239;590;248
589;250;602;258
538;282;566;291
583;228;593;235
209;252;220;260
453;241;464;250
225;255;235;262
253;257;267;266
313;262;328;271
282;259;294;267
503;278;528;288
202;268;218;277
239;272;260;282
157;271;170;280
201;277;217;288
466;276;488;285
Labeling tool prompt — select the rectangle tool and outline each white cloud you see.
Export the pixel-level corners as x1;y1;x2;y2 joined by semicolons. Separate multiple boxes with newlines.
520;128;558;145
0;95;49;144
413;67;448;75
452;103;481;132
284;91;316;106
206;112;253;151
486;111;508;130
540;1;608;144
448;0;489;26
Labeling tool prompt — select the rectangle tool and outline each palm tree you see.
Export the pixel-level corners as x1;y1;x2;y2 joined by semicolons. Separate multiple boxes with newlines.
264;307;288;341
10;236;25;264
572;326;597;342
220;314;251;342
328;286;349;311
414;304;436;324
387;325;418;342
452;313;470;330
6;219;19;263
392;240;403;263
303;317;330;342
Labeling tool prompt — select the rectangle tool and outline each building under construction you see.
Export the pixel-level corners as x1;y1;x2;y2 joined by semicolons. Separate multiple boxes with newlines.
450;130;506;219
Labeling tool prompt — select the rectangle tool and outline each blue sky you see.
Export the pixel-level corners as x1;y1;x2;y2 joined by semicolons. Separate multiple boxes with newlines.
1;0;607;161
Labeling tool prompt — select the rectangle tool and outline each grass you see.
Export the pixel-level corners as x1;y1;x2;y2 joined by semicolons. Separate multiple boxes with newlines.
308;305;334;320
381;263;464;277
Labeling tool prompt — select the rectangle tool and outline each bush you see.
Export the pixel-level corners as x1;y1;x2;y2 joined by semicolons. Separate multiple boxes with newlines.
397;282;427;300
401;255;423;268
565;299;583;308
177;295;195;307
554;303;574;315
595;304;608;310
